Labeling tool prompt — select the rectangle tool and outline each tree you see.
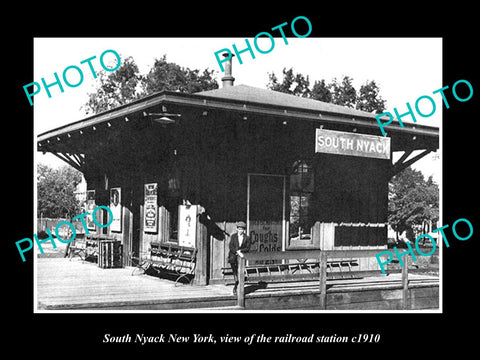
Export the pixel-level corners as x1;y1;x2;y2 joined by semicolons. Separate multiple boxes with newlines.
356;80;386;113
82;56;142;115
422;175;440;231
83;54;218;115
267;68;385;112
388;167;439;242
267;68;311;97
141;55;218;94
310;79;332;102
37;164;82;218
328;76;357;108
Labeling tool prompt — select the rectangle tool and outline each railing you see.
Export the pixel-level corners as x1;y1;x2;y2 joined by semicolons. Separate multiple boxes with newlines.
236;249;439;310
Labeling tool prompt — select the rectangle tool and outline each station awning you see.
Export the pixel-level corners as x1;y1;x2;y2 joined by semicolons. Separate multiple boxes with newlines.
37;84;439;175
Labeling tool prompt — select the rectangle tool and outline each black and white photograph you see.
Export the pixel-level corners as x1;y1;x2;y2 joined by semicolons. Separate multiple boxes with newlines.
33;37;442;313
8;9;478;354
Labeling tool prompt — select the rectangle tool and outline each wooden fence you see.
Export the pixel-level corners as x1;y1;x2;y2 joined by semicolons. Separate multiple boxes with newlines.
236;249;438;310
37;218;87;235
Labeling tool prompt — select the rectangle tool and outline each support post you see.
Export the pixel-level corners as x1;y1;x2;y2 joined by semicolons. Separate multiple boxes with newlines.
390;149;432;178
319;251;327;309
237;255;245;308
402;261;409;310
193;209;209;286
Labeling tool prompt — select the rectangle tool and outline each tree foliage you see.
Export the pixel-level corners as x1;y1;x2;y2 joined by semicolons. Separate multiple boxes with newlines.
37;164;82;218
267;68;386;113
388;167;439;240
141;55;218;95
82;56;143;115
267;68;311;98
356;80;386;113
328;76;357;108
82;54;218;115
311;79;332;102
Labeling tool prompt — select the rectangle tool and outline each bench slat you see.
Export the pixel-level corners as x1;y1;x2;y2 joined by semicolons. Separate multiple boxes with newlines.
221;258;360;282
132;242;197;285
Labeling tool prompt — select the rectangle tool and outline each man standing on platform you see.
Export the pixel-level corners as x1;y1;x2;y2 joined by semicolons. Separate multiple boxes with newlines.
228;221;252;295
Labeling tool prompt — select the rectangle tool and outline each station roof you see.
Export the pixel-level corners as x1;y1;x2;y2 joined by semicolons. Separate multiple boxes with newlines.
197;84;386;119
38;83;439;152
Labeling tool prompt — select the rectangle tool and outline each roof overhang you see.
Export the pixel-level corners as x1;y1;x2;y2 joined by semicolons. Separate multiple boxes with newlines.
38;88;439;153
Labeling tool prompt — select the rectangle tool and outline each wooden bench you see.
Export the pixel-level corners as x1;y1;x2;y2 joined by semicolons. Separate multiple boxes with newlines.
68;238;87;261
221;256;359;284
132;242;197;286
68;234;116;263
67;233;89;261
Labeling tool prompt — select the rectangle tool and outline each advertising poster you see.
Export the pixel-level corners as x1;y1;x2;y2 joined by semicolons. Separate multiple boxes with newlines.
144;183;158;233
86;190;96;231
109;187;122;232
178;205;197;248
249;220;283;253
249;220;283;264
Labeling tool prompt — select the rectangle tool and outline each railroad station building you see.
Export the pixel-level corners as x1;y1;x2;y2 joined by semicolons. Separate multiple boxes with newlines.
37;61;439;285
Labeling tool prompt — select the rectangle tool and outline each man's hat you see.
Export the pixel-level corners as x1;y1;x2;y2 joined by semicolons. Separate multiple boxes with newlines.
236;221;247;228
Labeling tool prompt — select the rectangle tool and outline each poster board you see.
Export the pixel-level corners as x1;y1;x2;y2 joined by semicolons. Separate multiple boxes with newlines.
249;220;283;253
249;220;283;264
144;183;158;233
178;205;197;248
110;187;122;232
86;190;96;231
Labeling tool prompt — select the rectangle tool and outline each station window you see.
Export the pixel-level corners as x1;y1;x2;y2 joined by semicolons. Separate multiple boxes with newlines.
289;160;314;246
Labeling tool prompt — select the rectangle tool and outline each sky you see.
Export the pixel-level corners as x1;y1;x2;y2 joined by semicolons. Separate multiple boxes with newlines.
33;37;442;183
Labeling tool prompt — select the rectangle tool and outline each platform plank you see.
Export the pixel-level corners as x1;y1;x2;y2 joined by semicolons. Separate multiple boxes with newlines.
36;258;439;311
36;258;234;310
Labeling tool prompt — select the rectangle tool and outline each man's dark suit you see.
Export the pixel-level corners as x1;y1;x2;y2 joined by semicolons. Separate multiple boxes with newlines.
228;232;252;264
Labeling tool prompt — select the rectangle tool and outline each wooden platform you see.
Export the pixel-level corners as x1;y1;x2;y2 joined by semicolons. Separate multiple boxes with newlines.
36;258;439;311
36;258;234;310
241;277;439;310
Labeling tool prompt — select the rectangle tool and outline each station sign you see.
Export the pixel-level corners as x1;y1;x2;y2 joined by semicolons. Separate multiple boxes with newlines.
315;129;391;159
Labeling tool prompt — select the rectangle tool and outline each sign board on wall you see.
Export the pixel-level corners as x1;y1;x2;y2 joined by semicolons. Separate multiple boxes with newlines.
178;205;197;248
249;220;283;264
315;129;391;159
86;190;96;231
144;183;158;233
110;187;122;232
